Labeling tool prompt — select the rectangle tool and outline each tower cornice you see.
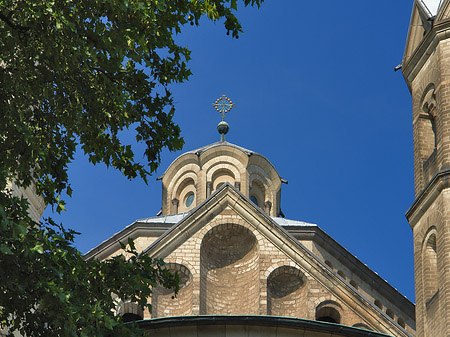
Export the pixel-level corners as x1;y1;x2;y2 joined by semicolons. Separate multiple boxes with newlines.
402;18;450;91
405;168;450;227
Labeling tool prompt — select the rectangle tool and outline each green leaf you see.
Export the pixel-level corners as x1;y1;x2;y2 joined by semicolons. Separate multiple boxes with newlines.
0;244;13;255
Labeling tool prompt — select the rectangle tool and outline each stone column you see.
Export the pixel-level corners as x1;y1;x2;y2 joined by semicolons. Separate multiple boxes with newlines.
171;198;179;214
264;201;272;215
206;182;212;197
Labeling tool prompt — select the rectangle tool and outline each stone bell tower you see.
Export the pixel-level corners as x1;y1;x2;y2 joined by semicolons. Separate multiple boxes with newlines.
402;1;450;336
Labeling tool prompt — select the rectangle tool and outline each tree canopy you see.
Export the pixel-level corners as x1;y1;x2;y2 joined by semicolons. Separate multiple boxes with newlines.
0;0;262;336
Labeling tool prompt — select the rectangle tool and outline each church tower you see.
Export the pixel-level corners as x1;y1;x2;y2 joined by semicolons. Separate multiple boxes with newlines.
402;1;450;336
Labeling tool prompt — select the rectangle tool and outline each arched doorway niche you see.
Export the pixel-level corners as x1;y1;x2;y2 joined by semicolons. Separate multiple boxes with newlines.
200;223;260;315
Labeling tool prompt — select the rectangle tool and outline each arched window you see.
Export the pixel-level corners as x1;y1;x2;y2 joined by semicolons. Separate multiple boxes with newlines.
249;179;265;210
119;302;144;322
374;299;383;310
212;168;235;191
176;178;196;213
337;270;346;279
315;300;342;324
250;195;259;206
386;308;395;319
423;231;438;303
419;85;437;166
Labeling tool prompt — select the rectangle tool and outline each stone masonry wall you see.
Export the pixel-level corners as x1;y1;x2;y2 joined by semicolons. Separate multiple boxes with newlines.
148;207;380;333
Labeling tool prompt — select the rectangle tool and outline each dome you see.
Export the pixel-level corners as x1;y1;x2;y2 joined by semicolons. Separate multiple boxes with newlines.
160;141;283;216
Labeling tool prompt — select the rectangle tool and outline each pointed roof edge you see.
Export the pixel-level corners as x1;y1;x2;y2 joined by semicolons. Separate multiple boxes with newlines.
82;212;316;261
418;0;443;18
140;184;413;336
403;0;432;68
402;13;450;89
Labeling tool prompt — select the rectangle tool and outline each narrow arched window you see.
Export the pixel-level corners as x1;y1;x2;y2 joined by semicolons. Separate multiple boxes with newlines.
423;231;438;303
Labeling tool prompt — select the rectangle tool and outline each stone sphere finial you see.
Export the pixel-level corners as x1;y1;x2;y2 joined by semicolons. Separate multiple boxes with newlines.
217;121;229;142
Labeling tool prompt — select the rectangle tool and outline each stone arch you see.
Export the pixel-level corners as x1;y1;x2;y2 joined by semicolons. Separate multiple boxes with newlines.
152;263;193;318
163;155;199;193
419;84;437;158
200;223;260;315
386;308;395;319
211;168;235;191
374;299;383;310
118;302;144;322
166;169;199;214
173;175;197;213
248;167;275;208
249;177;266;208
324;260;334;270
267;265;306;317
204;157;242;183
420;83;436;111
422;227;438;303
353;323;372;331
315;300;342;324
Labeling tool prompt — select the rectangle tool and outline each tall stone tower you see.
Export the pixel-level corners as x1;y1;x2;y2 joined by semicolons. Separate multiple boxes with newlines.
402;1;450;336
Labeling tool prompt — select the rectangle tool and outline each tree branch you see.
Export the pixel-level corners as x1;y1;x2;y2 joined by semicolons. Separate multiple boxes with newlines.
0;12;30;32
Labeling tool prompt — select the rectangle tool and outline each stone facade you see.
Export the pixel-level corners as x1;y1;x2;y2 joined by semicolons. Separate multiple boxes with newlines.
403;1;450;336
86;142;415;337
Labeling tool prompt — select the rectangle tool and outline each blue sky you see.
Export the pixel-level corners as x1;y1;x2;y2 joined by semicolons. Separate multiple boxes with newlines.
44;0;416;302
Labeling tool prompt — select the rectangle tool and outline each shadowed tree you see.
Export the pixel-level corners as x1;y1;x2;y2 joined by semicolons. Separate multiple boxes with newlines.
0;0;262;336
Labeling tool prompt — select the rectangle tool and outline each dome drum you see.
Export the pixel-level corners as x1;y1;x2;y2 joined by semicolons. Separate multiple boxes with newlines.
161;142;283;217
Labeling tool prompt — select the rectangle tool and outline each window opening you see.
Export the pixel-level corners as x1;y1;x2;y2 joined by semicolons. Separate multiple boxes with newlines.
185;192;195;207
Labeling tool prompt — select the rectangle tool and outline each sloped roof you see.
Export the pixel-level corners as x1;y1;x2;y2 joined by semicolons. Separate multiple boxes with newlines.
419;0;442;16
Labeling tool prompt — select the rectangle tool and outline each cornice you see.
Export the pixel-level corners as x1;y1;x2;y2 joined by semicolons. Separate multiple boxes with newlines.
405;168;450;227
402;18;450;90
138;315;393;337
286;226;415;319
83;222;173;261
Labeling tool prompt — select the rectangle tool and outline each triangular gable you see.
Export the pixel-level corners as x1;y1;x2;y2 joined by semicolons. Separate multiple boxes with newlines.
142;184;410;337
403;0;433;65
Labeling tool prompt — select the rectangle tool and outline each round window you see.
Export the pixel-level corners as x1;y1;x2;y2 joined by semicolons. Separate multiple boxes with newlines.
250;195;259;206
185;193;195;207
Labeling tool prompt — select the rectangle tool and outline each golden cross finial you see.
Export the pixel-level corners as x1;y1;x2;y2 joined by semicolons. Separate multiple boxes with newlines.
212;95;235;121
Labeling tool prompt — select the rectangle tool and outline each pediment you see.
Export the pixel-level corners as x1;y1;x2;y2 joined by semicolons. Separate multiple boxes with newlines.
142;184;410;336
403;1;433;65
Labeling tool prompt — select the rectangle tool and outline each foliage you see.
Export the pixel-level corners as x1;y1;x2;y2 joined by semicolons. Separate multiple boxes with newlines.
0;190;180;336
0;0;262;206
0;0;262;336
